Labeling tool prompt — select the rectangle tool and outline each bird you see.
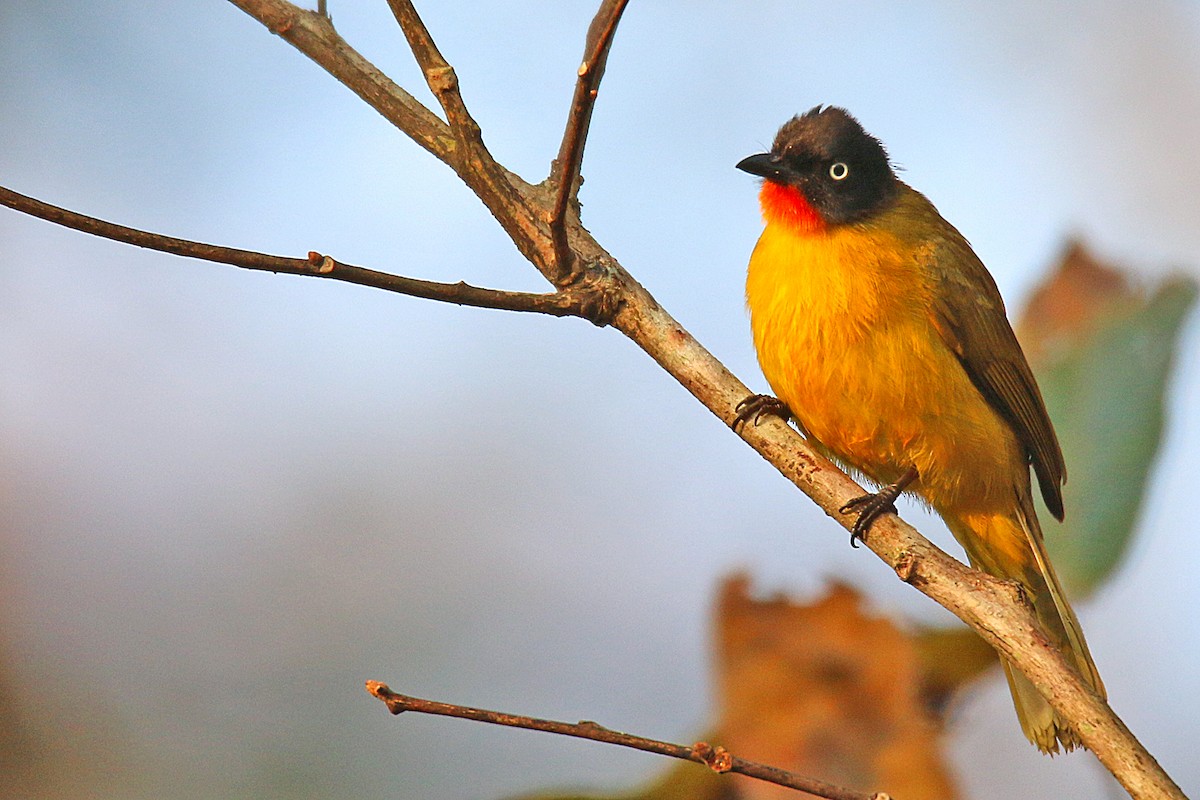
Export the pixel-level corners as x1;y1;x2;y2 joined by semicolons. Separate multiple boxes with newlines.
733;105;1104;753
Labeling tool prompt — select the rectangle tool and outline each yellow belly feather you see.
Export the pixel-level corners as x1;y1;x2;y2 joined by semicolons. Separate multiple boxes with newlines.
745;215;1022;516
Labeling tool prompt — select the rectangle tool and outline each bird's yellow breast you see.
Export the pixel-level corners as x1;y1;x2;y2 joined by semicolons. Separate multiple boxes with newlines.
745;193;1021;512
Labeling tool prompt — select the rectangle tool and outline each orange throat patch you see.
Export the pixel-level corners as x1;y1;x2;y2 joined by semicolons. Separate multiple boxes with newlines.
759;181;826;234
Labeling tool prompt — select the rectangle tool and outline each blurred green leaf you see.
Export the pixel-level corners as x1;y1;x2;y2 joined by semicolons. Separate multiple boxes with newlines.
1023;245;1197;596
918;244;1197;701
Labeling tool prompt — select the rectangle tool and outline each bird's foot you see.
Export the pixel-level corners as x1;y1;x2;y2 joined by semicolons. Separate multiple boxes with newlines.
839;466;919;548
732;394;792;432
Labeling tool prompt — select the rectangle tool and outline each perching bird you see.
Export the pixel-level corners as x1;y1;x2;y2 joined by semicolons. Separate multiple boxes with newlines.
735;106;1104;753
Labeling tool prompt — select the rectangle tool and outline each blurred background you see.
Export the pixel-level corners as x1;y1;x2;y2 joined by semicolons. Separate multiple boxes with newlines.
1;2;1198;798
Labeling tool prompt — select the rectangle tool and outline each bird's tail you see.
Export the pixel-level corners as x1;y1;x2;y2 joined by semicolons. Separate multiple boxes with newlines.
946;497;1105;754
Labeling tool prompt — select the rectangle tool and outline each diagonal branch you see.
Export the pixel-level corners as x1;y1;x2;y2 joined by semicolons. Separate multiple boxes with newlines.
614;293;1184;800
382;0;558;281
228;0;551;277
227;0;453;166
385;1;484;156
0;185;580;317
365;682;888;800
549;0;630;282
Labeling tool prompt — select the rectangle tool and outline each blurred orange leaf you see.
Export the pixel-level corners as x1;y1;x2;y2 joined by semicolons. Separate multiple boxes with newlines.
715;575;958;800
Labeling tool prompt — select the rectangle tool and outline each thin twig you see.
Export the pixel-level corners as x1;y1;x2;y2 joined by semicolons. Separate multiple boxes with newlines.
384;0;539;268
365;682;889;800
385;1;480;147
228;0;550;275
0;186;580;317
227;0;453;165
549;0;630;282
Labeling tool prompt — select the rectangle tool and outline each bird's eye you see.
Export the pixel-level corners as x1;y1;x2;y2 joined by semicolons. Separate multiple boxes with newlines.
829;162;850;180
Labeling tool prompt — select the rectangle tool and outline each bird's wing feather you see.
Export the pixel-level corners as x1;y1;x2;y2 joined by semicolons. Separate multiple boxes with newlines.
923;234;1067;519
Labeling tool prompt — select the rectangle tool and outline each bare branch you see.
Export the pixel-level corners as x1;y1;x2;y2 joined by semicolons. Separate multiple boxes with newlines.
550;0;630;281
385;1;481;147
228;0;553;277
0;186;580;317
381;0;556;278
365;682;890;800
227;0;453;166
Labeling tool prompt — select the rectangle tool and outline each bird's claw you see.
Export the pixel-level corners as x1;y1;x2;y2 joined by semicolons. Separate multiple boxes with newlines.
732;394;791;432
840;492;900;548
839;466;919;548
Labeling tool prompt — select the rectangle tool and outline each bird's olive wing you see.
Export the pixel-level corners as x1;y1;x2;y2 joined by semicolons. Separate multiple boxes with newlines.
925;236;1067;520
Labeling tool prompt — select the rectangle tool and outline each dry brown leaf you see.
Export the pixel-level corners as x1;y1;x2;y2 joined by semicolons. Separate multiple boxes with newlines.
714;575;959;800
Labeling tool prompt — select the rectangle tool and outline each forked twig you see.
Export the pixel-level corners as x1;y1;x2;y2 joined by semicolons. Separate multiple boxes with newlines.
384;0;542;254
385;0;482;148
549;0;630;282
365;682;890;800
227;0;454;165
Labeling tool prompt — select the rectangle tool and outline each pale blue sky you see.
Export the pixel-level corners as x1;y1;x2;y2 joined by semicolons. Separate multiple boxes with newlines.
2;2;1198;798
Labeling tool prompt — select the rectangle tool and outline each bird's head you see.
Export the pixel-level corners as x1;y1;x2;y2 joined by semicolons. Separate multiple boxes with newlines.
738;106;899;231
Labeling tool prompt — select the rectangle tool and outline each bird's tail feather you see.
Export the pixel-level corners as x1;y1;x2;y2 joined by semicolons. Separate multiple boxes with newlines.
947;497;1105;754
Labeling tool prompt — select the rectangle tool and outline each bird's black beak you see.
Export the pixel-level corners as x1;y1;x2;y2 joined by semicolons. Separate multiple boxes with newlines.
736;152;786;182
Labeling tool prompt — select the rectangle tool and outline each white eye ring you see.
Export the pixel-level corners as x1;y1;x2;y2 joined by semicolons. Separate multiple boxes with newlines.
829;162;850;180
